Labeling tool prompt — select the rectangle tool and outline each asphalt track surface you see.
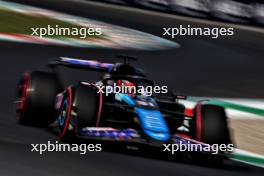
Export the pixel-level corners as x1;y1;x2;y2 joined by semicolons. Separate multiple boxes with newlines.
0;0;263;175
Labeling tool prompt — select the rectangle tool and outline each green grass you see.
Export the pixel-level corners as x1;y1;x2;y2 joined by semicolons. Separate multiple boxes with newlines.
0;8;102;39
231;153;264;165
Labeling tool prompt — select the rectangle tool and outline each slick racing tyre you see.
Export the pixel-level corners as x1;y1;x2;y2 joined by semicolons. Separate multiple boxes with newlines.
16;71;61;126
58;83;101;141
194;104;230;145
191;104;231;165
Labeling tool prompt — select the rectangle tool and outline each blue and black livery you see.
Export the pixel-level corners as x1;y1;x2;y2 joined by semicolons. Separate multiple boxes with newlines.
16;56;232;164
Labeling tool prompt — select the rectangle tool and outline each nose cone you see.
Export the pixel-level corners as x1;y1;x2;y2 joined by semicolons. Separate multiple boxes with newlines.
135;108;170;141
144;130;170;141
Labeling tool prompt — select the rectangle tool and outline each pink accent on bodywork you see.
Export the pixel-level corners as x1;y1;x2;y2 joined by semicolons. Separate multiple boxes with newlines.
95;86;103;127
55;93;64;110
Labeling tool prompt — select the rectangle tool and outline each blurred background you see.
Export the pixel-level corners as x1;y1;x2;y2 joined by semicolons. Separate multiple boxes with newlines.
100;0;264;26
0;0;263;175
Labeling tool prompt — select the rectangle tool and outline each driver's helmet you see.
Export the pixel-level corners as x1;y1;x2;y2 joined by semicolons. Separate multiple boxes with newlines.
116;80;136;96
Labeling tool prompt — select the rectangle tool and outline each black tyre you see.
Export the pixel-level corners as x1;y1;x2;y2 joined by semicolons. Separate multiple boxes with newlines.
16;71;61;126
195;105;230;145
58;83;100;140
191;104;231;165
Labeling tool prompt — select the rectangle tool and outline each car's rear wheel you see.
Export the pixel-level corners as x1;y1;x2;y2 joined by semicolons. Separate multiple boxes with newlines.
58;83;101;141
16;71;61;126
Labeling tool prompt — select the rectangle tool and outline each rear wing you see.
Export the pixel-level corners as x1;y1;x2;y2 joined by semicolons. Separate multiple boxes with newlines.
48;57;114;72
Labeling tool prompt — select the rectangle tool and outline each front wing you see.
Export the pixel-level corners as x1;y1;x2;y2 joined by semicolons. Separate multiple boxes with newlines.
77;127;225;155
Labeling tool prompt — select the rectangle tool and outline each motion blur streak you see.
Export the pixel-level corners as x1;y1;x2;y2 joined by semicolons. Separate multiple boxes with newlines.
0;0;263;176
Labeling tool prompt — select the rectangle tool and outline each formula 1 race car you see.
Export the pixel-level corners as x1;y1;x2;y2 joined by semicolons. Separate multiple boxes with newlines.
15;56;232;163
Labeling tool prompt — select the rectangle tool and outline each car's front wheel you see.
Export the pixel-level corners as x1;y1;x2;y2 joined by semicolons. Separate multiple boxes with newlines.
58;83;101;141
191;104;232;165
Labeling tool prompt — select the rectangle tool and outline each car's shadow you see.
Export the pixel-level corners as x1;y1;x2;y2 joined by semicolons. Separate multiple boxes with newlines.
68;137;253;172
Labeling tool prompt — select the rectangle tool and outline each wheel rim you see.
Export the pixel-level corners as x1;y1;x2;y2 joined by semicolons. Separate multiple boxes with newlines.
59;98;69;129
58;87;73;139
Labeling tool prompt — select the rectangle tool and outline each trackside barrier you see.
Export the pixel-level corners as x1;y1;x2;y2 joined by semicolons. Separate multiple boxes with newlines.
100;0;264;26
